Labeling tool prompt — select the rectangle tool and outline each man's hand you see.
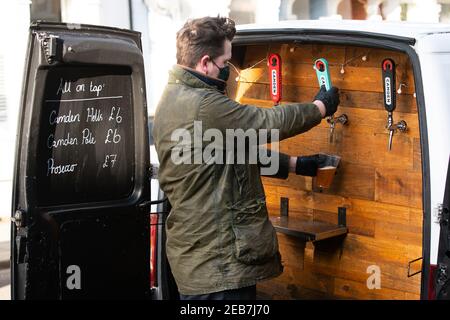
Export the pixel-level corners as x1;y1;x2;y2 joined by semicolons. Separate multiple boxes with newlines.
294;154;328;177
313;86;340;118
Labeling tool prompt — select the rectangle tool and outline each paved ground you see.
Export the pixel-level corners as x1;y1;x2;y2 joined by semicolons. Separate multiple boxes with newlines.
0;218;11;270
0;285;10;300
0;200;12;300
0;241;9;270
0;218;10;242
0;268;10;300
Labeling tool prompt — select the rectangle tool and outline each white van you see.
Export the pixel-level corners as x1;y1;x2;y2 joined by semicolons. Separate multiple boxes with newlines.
11;20;450;300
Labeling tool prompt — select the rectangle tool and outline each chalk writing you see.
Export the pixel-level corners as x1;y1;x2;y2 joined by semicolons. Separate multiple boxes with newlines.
49;109;80;125
47;133;78;149
108;107;122;124
105;128;121;144
86;107;103;122
47;158;78;176
102;154;118;168
81;128;96;145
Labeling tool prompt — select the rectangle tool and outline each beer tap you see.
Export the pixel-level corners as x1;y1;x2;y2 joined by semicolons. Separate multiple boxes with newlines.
382;59;407;151
314;58;348;143
327;114;349;143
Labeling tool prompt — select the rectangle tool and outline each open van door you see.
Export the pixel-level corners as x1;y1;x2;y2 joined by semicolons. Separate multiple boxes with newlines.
11;22;151;299
436;157;450;299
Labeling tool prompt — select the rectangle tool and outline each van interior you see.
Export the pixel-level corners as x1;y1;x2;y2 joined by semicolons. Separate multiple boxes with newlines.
219;42;423;300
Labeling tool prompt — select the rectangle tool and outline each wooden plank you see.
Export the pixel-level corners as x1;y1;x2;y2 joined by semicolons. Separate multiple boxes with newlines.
313;209;376;238
279;125;415;171
312;161;376;201
239;98;420;142
309;246;420;285
270;216;348;241
375;168;422;208
337;233;421;267
276;233;307;270
241;44;347;67
413;137;422;171
257;277;334;300
275;261;337;298
271;242;420;299
304;255;421;295
374;220;422;247
344;46;412;69
263;174;312;191
236;83;418;114
234;63;415;94
238;103;420;168
334;277;408;300
242;44;413;70
264;184;419;225
239;44;416;94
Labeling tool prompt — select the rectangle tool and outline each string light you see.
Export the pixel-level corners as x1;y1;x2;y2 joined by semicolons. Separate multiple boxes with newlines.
336;51;370;75
230;58;267;82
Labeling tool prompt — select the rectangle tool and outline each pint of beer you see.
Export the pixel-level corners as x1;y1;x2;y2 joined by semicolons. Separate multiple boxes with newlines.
314;154;340;189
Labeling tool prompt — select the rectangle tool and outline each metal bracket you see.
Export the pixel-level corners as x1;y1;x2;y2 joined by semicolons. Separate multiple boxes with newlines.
36;32;62;64
338;207;347;227
280;197;289;217
11;210;24;228
437;263;449;286
407;257;423;277
437;203;449;225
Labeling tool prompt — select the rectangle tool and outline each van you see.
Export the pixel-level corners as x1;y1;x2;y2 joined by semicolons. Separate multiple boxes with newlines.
11;20;450;299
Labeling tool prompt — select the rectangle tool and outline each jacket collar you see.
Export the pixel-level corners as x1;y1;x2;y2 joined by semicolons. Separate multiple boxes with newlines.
168;64;227;93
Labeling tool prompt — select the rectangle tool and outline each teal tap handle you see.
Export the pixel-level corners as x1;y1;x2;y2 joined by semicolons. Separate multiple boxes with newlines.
314;58;334;143
314;58;332;90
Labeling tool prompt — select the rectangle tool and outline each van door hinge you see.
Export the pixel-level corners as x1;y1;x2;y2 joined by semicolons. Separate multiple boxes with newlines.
11;210;24;228
437;263;448;286
36;32;62;64
438;203;449;224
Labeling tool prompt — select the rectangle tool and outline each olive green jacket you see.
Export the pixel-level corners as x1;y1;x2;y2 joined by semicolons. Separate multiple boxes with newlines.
153;65;322;295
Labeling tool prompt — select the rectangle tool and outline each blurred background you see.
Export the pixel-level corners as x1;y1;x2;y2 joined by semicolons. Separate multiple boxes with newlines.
0;0;450;259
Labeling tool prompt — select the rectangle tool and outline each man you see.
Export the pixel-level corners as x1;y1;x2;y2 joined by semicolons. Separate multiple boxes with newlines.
153;16;340;300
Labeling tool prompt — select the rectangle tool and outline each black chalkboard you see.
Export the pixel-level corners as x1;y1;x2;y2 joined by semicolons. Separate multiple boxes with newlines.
37;66;135;205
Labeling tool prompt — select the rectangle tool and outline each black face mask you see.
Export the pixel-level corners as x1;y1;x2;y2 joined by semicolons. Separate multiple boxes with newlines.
212;59;230;82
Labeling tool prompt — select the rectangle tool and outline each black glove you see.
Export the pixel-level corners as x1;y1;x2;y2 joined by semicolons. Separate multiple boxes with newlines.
295;154;328;177
314;86;340;117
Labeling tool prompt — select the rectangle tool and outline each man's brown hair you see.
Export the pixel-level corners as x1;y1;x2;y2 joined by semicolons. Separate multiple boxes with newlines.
176;16;236;68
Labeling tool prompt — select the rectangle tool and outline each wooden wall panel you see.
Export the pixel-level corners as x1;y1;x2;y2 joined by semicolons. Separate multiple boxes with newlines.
229;44;423;300
238;83;417;113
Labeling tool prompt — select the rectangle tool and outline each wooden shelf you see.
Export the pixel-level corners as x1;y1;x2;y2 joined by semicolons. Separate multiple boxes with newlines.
270;216;348;242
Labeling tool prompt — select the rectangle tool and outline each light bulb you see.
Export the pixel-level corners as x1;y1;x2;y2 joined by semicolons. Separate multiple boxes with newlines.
235;76;239;82
340;65;345;74
289;47;295;53
362;55;367;61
